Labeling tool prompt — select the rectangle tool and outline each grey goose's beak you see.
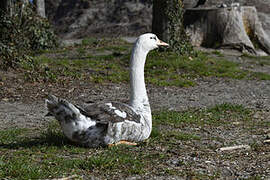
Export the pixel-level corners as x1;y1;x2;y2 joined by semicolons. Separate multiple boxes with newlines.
157;39;169;46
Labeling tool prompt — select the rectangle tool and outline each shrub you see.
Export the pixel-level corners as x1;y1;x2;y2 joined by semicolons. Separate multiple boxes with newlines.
0;2;58;70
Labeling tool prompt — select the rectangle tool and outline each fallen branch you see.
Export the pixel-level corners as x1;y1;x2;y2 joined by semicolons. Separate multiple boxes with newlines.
217;145;251;151
51;175;79;180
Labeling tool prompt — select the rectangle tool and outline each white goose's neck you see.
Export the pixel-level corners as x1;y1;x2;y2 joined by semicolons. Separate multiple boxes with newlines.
129;43;149;111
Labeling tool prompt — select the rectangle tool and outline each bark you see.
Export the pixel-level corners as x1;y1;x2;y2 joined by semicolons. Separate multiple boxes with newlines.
21;0;28;5
242;7;270;55
184;6;270;55
152;0;169;41
0;0;28;16
0;0;8;12
152;0;190;54
34;0;46;18
0;0;15;16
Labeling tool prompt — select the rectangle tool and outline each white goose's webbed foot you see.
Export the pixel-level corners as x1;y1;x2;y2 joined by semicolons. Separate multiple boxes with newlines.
108;140;137;147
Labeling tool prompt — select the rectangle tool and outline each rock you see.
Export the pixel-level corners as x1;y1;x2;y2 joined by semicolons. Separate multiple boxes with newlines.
167;158;182;167
221;167;233;177
45;0;152;38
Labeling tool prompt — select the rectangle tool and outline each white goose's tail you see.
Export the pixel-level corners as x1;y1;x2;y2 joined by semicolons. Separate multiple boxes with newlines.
45;95;106;147
45;95;81;123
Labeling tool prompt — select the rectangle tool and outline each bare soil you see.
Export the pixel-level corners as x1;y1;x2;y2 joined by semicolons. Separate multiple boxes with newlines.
0;47;270;179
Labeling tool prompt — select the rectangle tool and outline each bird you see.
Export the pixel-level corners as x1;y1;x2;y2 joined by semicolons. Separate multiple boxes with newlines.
45;33;169;147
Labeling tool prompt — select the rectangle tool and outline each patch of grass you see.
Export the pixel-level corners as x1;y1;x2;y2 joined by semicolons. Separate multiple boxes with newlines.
0;104;268;179
28;39;270;85
145;50;270;86
153;103;252;128
167;131;201;141
80;146;145;175
81;37;99;46
0;121;146;179
240;54;270;66
151;127;201;144
241;53;270;60
0;128;28;144
76;47;87;56
212;50;224;57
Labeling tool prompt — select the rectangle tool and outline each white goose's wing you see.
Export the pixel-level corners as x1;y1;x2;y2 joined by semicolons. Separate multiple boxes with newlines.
78;102;141;125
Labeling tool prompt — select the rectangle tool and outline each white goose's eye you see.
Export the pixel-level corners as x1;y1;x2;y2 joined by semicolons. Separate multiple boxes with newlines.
150;36;157;41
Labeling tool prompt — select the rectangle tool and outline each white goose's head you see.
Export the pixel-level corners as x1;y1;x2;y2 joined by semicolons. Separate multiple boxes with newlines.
136;33;169;52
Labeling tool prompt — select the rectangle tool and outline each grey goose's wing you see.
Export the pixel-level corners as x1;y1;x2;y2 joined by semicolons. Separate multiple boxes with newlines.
78;102;141;125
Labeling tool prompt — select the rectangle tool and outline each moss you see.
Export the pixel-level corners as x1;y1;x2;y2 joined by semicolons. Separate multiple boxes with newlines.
242;15;260;49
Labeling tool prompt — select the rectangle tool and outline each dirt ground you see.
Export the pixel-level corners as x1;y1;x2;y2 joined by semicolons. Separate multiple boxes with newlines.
0;46;270;179
1;75;270;129
1;47;269;128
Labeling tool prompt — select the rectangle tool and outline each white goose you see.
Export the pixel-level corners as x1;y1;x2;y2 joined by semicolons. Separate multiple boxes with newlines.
45;33;169;147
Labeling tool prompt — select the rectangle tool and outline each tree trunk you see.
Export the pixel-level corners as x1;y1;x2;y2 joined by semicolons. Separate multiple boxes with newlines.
0;0;8;13
21;0;29;5
152;0;169;41
152;0;191;54
184;6;270;55
34;0;46;18
0;0;16;16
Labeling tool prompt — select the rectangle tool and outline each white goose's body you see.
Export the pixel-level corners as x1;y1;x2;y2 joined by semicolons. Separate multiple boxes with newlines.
45;33;168;147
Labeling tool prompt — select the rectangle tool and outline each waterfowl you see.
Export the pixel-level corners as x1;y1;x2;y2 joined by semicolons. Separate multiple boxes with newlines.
45;33;169;147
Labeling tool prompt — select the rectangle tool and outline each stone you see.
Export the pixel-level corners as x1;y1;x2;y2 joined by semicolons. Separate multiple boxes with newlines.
45;0;152;38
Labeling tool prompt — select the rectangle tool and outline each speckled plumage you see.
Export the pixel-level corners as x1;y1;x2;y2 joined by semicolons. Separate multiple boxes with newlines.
45;33;168;147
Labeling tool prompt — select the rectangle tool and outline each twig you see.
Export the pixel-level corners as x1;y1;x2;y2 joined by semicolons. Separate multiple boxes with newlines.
51;175;79;180
217;145;251;151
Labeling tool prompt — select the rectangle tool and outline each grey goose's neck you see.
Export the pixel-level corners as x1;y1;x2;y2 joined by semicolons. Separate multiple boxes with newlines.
129;43;149;111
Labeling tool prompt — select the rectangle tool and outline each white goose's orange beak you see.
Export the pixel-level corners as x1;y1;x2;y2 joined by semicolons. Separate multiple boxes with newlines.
157;39;169;46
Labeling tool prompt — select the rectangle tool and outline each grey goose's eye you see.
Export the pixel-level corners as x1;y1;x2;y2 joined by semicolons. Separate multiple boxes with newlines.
150;36;157;41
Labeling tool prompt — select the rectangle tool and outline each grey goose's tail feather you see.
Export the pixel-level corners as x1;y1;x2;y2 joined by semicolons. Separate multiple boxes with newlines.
45;95;81;122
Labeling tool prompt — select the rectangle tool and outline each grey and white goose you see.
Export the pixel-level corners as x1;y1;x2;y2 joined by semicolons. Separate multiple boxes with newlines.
45;33;169;147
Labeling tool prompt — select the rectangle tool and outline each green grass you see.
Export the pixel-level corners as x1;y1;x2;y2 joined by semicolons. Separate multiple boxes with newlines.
0;123;145;179
152;103;252;128
240;53;270;66
0;104;267;179
212;50;224;57
23;39;270;85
